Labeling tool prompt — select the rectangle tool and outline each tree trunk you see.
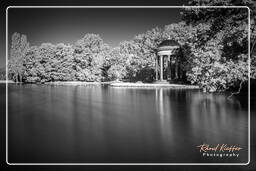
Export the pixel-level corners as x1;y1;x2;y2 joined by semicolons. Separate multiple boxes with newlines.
227;81;245;99
20;74;22;82
251;39;256;56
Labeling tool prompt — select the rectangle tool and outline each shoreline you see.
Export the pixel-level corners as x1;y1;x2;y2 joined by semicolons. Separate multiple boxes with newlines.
110;82;200;89
0;80;16;84
1;80;200;89
44;81;108;85
43;81;200;89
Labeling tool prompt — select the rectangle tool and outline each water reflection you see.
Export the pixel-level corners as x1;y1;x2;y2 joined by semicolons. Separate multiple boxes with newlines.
7;85;248;163
153;88;248;162
189;92;247;144
155;88;174;159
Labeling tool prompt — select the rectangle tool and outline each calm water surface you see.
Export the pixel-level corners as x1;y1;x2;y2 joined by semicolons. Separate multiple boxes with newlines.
6;84;248;163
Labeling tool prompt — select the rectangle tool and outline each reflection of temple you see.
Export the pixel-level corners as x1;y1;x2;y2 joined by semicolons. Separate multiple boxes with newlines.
155;88;173;148
155;40;185;82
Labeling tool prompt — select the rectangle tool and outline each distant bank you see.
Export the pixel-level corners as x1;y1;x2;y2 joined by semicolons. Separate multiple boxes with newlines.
0;80;200;89
0;80;15;83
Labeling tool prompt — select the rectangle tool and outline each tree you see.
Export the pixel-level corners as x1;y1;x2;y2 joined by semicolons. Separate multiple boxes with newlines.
23;43;57;83
182;0;255;75
73;34;110;81
105;47;128;81
9;32;29;82
180;0;252;92
163;22;212;78
23;43;76;83
49;43;75;81
37;43;56;82
22;34;110;83
115;27;165;82
23;46;41;83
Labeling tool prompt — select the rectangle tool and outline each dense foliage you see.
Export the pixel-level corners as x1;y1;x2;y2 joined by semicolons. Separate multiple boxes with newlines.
181;0;255;91
8;0;256;93
15;34;110;83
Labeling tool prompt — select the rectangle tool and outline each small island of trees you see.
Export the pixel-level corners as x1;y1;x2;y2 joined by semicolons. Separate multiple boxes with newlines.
7;0;256;93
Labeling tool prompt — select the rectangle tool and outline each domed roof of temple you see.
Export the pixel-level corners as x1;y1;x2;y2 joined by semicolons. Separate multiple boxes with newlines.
157;40;180;51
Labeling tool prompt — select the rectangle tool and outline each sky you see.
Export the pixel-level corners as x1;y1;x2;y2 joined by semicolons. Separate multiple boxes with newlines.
0;3;190;68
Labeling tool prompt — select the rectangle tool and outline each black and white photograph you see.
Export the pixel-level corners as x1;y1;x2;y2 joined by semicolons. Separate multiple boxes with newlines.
0;0;256;170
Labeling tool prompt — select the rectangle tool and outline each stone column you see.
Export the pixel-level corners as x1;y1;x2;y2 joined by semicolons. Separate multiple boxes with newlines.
160;55;163;81
169;55;172;80
175;60;179;79
179;64;182;79
155;56;158;80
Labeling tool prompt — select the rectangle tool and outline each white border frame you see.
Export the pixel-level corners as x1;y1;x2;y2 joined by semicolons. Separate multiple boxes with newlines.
5;6;251;166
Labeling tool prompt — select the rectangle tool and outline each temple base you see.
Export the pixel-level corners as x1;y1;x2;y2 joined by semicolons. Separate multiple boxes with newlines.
153;80;169;84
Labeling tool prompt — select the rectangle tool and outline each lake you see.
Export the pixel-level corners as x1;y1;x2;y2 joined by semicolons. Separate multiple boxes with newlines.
4;84;249;163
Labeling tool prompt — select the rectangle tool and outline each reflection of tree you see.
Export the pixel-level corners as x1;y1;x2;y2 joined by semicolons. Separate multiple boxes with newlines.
154;89;248;161
189;92;247;145
70;86;107;161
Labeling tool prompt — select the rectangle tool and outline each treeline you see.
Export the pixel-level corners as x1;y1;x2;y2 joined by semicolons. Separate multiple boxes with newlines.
8;0;256;92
